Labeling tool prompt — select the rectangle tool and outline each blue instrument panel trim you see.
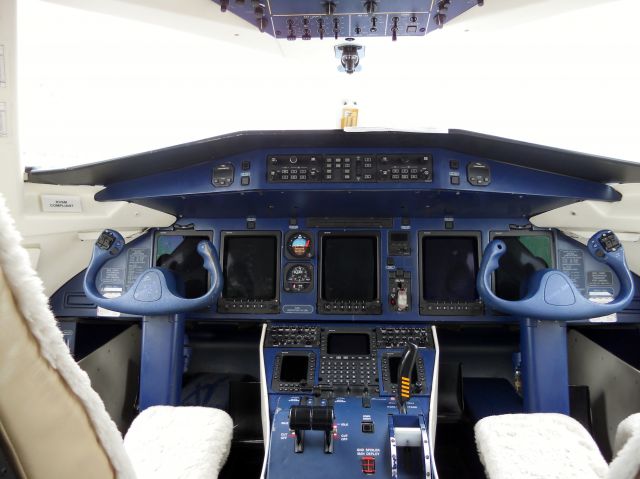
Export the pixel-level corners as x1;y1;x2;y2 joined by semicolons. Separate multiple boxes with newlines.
94;148;620;219
49;219;640;324
29;129;640;186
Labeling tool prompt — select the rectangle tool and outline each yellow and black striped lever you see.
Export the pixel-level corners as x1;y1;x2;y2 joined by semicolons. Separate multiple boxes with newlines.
396;342;418;414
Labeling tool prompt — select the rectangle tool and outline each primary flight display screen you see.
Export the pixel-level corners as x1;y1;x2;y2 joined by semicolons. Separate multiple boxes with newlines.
222;235;278;300
422;236;479;301
155;233;210;299
321;235;378;301
493;233;553;300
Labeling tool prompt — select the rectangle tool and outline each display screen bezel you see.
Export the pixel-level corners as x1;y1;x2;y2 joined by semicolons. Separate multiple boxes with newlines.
418;230;483;314
153;229;213;299
489;230;555;301
318;231;381;304
219;230;281;303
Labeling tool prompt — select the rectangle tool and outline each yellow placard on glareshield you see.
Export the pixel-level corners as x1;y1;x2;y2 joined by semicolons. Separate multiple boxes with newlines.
341;105;359;128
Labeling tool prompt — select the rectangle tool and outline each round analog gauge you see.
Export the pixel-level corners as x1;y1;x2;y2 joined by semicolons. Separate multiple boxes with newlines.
284;264;313;293
286;232;313;259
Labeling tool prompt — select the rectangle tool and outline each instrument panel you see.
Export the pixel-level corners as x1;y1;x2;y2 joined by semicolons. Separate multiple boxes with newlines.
44;136;631;323
52;215;625;323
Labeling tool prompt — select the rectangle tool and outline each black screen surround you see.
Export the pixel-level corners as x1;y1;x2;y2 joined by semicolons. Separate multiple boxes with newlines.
218;231;281;313
419;231;483;315
318;232;382;314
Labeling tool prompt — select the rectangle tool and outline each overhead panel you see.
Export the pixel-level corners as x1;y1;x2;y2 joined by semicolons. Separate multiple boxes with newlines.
211;0;482;40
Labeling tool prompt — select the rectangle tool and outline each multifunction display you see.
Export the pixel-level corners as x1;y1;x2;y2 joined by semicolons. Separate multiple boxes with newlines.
267;154;433;183
420;232;483;315
218;232;280;313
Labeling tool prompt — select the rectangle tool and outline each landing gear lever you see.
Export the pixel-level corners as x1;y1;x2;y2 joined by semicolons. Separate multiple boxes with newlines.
396;342;418;414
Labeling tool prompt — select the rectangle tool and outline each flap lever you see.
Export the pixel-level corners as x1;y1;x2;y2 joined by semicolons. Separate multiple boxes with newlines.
396;342;418;414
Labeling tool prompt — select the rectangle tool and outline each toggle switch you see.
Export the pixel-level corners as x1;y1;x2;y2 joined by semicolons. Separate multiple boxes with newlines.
397;288;408;311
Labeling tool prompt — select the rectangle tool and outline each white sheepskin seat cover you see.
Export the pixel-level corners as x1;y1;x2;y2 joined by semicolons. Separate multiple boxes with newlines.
608;413;640;479
124;405;233;479
475;413;608;479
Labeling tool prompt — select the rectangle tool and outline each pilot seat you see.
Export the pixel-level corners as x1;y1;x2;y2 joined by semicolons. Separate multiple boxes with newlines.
0;196;233;479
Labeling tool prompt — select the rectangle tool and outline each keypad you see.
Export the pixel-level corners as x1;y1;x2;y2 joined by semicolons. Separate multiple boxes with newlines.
268;326;320;347
318;356;378;386
376;327;432;348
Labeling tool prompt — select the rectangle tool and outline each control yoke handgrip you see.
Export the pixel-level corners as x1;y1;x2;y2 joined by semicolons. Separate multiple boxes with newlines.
83;229;223;316
477;230;635;320
396;342;418;414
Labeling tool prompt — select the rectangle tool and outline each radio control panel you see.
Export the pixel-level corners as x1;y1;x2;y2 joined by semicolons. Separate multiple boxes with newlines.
267;154;433;183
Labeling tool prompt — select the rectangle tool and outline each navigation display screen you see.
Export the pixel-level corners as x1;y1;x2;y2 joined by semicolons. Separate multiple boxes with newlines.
422;235;479;302
494;234;553;300
321;235;378;301
327;333;371;355
156;234;209;299
222;235;278;300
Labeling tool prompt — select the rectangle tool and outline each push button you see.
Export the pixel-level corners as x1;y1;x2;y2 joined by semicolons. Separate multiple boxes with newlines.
361;456;376;474
361;420;374;433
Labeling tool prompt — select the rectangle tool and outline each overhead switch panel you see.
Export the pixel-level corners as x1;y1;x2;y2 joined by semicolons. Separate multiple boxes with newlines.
210;0;482;40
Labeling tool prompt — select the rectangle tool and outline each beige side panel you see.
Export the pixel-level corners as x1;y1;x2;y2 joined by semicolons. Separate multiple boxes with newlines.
532;183;640;276
568;330;640;460
17;183;175;297
79;326;141;433
0;268;115;479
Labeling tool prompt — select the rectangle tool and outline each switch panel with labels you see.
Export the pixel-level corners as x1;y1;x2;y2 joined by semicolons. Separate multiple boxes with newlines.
267;154;433;183
388;269;411;312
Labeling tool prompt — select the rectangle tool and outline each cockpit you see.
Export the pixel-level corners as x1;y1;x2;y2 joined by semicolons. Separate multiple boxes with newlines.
1;1;639;479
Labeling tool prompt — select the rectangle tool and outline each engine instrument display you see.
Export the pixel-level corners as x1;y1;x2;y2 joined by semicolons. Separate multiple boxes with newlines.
319;233;381;314
321;235;378;301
